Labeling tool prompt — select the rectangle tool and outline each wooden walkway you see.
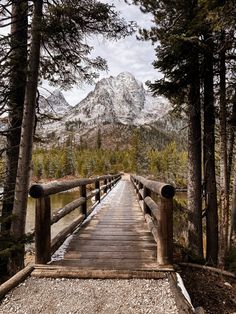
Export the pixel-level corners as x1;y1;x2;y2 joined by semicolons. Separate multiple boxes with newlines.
52;178;158;271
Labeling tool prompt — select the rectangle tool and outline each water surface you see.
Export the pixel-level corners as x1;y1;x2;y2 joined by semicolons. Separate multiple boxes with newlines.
26;190;82;239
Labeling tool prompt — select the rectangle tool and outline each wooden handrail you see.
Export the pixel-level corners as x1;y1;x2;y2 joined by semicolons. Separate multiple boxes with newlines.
130;174;175;266
29;174;121;264
29;174;118;198
132;175;175;198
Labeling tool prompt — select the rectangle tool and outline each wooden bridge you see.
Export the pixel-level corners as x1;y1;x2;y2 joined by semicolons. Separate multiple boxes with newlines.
28;173;175;278
0;174;195;313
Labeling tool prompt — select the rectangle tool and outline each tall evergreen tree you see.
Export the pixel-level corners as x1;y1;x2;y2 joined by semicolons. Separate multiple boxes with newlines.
0;0;28;278
132;0;236;265
9;0;44;274
132;0;204;260
202;30;218;265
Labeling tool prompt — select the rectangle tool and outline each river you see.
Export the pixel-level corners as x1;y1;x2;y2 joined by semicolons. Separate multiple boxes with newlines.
26;190;82;239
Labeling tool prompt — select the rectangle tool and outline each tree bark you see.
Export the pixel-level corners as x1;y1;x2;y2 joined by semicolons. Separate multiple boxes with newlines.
2;0;28;230
187;51;203;260
229;92;236;243
1;0;28;276
231;170;236;243
218;31;230;264
203;33;218;265
9;0;43;275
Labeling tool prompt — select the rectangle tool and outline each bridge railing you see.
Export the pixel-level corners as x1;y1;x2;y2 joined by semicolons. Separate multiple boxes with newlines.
29;174;121;264
130;174;175;266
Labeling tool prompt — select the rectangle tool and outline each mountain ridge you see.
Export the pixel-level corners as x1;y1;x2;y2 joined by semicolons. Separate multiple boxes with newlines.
37;72;185;149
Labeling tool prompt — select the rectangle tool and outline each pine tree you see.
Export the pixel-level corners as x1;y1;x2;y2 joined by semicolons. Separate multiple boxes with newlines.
132;0;236;265
96;128;102;149
132;0;204;260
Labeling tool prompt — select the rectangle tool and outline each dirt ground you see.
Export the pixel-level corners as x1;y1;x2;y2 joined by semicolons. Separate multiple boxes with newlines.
180;266;236;314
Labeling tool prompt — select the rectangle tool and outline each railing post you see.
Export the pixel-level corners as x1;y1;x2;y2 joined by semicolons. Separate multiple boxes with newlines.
157;198;173;265
143;186;151;215
80;184;87;217
35;196;51;264
95;179;100;203
138;182;143;200
104;178;108;193
111;176;115;188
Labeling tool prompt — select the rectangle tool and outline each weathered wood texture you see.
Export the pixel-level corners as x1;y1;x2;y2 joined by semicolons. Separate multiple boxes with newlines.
0;265;34;300
32;265;168;279
131;175;175;265
30;174;121;264
35;196;51;264
29;175;121;198
52;179;161;271
131;175;175;199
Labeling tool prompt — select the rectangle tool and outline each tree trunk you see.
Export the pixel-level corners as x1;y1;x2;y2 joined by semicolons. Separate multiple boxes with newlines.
203;33;218;265
229;92;236;243
9;0;43;275
231;170;236;243
187;51;203;261
0;0;28;276
218;31;229;265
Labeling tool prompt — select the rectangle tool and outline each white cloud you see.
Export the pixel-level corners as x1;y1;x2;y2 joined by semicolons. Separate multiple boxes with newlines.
1;1;160;106
49;0;160;105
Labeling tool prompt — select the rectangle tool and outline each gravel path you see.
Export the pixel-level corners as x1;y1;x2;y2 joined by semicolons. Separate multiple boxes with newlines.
0;277;179;314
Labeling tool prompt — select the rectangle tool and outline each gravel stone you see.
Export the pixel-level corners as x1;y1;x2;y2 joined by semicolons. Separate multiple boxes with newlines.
0;277;180;313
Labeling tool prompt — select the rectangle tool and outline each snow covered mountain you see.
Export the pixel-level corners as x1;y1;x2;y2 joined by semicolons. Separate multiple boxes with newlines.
39;89;72;118
65;72;170;127
38;72;185;148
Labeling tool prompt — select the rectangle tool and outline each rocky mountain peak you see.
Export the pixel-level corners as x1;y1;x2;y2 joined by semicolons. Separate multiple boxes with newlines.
39;89;71;118
38;73;175;147
67;72;165;126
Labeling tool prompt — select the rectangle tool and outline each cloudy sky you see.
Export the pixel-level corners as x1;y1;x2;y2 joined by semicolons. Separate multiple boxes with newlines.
59;0;161;105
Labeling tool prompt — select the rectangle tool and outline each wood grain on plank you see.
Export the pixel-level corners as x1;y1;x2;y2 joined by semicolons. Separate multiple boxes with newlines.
52;180;158;271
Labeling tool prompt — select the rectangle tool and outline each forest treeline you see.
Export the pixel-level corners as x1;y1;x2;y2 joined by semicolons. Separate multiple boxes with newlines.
31;142;187;187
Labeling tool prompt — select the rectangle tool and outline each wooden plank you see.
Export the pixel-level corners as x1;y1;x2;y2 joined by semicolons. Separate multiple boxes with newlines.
52;179;160;271
34;263;174;271
68;239;156;247
83;228;150;232
31;267;168;279
93;222;145;226
100;218;144;221
80;230;152;236
64;251;156;259
78;234;155;241
67;245;156;252
52;259;161;270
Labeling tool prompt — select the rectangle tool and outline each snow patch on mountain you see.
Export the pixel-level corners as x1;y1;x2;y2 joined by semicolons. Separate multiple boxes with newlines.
64;72;170;127
38;72;173;142
39;89;72;118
